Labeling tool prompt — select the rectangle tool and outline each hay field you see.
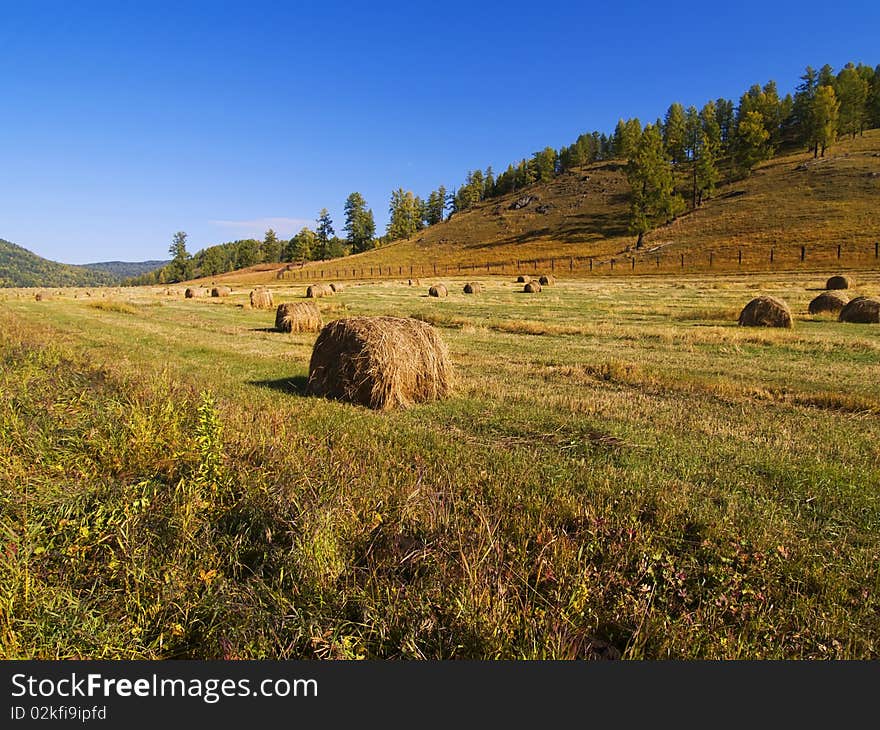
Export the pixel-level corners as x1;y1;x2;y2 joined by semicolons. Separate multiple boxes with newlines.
1;271;878;659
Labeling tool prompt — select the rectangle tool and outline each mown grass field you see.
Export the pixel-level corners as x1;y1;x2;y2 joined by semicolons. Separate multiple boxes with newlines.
1;271;879;659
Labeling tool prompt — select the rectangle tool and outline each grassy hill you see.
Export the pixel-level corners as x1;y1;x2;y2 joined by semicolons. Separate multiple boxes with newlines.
0;239;166;287
197;131;880;286
83;260;169;279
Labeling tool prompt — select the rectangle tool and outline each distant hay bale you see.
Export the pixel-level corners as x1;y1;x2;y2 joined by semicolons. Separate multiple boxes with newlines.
408;278;420;286
809;291;848;315
307;316;452;409
838;296;880;324
211;286;231;297
516;275;532;283
539;274;555;286
428;284;448;297
329;283;345;293
463;282;482;294
185;287;207;298
250;287;274;309
35;292;45;301
826;275;853;290
306;283;334;298
524;281;542;293
738;296;792;328
275;302;323;333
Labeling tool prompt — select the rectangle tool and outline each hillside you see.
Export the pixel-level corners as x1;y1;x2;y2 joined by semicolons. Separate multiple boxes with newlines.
0;239;118;287
196;130;880;286
83;259;168;279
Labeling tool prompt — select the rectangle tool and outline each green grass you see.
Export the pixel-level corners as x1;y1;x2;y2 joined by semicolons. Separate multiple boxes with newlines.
1;273;879;658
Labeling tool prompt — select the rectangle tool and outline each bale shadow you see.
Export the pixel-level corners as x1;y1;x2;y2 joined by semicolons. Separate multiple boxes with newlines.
249;327;279;333
249;376;309;395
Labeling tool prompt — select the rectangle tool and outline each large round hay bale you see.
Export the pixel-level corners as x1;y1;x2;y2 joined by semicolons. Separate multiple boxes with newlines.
463;282;482;294
516;275;532;283
826;275;853;290
539;274;555;286
428;284;448;298
185;287;207;298
808;291;848;315
275;302;323;333
524;281;542;293
838;296;880;324
307;316;452;409
738;296;792;328
329;283;345;293
306;283;334;298
250;287;274;309
211;286;231;297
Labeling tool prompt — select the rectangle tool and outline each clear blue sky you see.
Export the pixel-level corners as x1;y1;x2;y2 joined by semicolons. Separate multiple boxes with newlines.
2;1;878;264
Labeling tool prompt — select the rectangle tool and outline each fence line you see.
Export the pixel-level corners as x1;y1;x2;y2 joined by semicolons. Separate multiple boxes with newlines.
275;241;880;283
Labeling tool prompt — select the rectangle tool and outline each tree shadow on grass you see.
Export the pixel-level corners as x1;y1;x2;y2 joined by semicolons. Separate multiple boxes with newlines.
249;376;309;395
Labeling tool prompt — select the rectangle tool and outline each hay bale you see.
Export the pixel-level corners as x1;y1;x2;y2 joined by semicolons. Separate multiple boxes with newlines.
516;275;532;283
524;281;542;293
329;283;345;293
408;278;421;286
35;292;46;301
275;302;323;333
428;284;448;297
539;274;555;286
463;282;482;294
838;296;880;324
306;283;334;298
307;316;452;409
185;287;207;298
250;287;274;309
738;296;792;328
826;275;854;290
808;291;848;315
211;286;232;297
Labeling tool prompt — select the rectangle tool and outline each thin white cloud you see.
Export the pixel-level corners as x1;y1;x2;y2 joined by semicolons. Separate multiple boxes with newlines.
209;217;312;238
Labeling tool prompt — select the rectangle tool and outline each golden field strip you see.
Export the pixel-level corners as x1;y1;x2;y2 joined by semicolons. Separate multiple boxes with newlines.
1;271;878;658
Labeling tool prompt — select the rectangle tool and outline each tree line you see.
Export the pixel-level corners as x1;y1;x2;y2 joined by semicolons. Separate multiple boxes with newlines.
130;59;879;284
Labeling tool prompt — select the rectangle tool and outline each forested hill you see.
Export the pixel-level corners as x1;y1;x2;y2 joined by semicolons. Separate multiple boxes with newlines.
82;260;169;279
0;239;118;287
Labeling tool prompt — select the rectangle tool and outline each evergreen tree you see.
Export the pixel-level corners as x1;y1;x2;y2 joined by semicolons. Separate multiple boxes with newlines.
700;101;722;151
626;124;684;248
694;129;719;207
734;110;772;173
663;103;688;163
811;85;840;157
315;208;335;259
343;192;376;253
286;227;316;262
261;228;281;263
484;167;495;198
386;189;420;240
532;147;557;182
167;231;192;282
715;98;735;151
835;63;869;138
793;66;819;150
234;239;260;269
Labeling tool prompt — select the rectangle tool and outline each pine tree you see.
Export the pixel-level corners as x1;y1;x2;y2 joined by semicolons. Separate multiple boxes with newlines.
663;103;687;163
387;189;420;240
835;63;869;138
626;125;684;248
811;85;840;157
167;231;192;282
343;192;376;253
261;228;281;263
315;209;335;260
734;110;772;173
286;227;316;262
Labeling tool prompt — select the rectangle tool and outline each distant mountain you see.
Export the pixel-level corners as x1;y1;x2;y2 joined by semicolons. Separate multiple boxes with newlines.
0;238;118;287
82;260;169;279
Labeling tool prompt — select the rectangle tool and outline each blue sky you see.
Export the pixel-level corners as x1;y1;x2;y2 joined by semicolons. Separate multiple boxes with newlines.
2;1;878;264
